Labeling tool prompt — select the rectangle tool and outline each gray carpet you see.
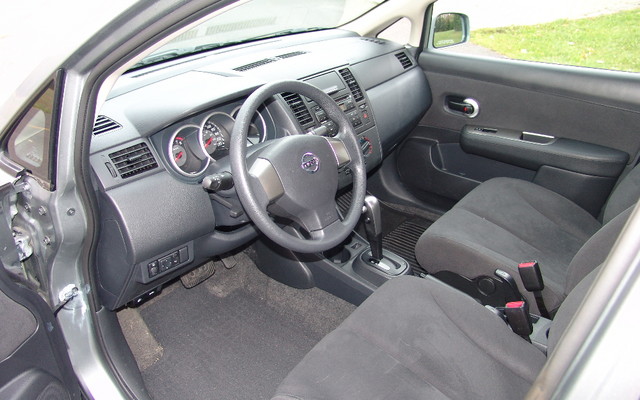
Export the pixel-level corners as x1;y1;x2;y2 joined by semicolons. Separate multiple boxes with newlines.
122;250;355;400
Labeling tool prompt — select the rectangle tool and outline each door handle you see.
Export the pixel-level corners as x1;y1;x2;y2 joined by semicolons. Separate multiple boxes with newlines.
445;97;479;118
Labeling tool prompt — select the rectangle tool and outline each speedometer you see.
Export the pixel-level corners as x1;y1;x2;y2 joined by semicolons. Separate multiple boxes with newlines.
201;120;226;154
199;112;233;160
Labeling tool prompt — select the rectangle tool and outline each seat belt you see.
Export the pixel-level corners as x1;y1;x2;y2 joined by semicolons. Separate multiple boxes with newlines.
518;261;550;319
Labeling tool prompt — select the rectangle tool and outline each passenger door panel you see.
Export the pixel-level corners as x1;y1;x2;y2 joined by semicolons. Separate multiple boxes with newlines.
396;51;640;215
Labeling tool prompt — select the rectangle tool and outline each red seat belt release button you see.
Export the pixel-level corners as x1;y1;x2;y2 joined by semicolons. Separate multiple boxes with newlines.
505;301;533;338
518;261;544;292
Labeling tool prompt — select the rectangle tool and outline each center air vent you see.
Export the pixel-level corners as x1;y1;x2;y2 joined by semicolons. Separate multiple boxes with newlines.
93;115;122;136
338;68;364;102
395;52;413;69
108;142;158;179
282;92;314;127
234;51;308;72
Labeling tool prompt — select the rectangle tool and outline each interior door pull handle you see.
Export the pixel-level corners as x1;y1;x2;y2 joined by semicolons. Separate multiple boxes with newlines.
449;101;473;113
446;98;479;118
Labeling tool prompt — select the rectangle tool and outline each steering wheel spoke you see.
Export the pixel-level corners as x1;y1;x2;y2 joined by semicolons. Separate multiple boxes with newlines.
324;137;351;168
249;158;285;205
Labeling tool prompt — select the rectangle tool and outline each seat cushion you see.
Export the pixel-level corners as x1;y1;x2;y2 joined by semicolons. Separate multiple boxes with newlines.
273;276;546;400
415;178;601;312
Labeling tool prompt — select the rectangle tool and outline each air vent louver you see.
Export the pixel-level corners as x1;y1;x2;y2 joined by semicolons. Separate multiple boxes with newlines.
93;115;122;136
338;68;364;102
360;37;385;45
277;51;307;59
108;142;158;179
234;58;277;72
282;92;313;126
395;52;413;69
234;51;308;72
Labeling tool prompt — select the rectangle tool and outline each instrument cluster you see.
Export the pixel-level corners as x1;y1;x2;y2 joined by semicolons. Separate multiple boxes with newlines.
166;104;269;177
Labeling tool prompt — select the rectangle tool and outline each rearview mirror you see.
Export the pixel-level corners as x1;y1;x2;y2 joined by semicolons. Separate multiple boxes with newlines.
433;13;469;48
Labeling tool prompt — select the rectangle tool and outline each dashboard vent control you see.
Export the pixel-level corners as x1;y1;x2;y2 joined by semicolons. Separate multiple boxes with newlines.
282;92;314;126
395;52;413;69
338;68;364;102
93;115;122;136
108;142;158;179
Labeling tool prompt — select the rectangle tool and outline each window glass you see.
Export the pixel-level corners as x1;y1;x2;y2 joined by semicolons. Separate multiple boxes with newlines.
377;17;411;44
431;0;640;73
7;81;56;186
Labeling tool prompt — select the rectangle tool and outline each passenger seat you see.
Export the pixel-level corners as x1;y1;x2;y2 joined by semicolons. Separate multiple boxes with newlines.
414;164;640;314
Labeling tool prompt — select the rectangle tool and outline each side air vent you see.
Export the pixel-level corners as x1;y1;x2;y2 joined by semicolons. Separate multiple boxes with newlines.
108;142;158;179
282;92;313;126
93;115;122;136
338;68;364;102
395;52;413;69
234;51;308;72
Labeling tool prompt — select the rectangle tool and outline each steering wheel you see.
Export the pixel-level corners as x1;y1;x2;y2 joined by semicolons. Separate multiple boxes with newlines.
230;80;366;253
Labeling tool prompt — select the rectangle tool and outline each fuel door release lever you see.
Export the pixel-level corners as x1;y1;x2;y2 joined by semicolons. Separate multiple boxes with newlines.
445;96;479;118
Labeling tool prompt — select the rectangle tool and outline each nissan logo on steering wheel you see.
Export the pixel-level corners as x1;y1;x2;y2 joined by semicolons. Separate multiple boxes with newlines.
301;152;320;174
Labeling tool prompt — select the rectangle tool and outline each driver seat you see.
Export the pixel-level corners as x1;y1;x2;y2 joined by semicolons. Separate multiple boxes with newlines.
271;205;631;400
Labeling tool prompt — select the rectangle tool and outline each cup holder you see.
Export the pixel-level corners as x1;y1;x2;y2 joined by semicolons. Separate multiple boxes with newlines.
323;245;351;264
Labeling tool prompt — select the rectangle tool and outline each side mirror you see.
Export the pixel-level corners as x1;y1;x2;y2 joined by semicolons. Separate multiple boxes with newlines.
433;13;469;48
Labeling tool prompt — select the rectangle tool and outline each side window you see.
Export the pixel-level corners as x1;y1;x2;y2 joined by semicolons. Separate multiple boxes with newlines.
377;17;412;44
430;0;640;73
6;80;58;188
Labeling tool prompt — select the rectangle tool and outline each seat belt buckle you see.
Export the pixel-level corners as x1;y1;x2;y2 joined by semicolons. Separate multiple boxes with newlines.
504;301;533;339
518;261;544;292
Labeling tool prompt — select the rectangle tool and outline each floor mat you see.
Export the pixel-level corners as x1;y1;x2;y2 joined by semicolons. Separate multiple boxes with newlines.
129;252;355;400
382;219;432;274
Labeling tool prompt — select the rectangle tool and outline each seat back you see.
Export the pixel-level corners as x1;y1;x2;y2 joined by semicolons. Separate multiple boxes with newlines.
550;204;634;354
603;164;640;224
564;206;633;295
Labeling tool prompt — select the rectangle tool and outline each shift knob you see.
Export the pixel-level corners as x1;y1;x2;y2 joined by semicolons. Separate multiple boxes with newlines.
363;195;383;262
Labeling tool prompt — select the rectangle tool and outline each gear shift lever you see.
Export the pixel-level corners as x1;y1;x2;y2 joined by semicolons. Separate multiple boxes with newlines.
363;195;383;262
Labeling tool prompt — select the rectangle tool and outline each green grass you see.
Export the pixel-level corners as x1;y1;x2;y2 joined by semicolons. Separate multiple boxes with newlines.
434;29;465;48
471;9;640;72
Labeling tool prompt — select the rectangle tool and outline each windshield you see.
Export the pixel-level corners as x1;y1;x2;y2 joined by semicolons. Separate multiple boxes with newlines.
132;0;386;70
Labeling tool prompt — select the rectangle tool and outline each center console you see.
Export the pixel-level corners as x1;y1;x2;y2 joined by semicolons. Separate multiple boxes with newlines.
253;194;411;305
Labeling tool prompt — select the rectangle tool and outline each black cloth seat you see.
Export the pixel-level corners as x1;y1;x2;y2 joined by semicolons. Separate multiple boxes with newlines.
272;190;634;400
415;166;640;313
273;268;599;400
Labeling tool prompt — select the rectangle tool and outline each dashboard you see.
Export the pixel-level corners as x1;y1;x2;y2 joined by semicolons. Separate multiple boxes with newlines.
90;29;432;310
